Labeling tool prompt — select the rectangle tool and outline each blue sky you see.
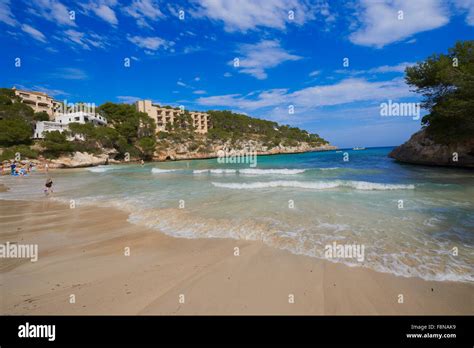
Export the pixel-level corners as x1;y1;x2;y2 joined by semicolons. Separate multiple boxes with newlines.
0;0;472;148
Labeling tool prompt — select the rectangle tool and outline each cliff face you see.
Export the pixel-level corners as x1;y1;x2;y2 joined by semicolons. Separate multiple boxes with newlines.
389;129;474;168
152;139;337;161
1;140;336;171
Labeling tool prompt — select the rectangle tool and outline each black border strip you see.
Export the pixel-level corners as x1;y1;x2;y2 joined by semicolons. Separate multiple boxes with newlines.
1;315;473;346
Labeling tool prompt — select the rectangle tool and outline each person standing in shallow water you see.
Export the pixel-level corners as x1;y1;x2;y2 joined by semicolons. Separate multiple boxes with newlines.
44;177;53;195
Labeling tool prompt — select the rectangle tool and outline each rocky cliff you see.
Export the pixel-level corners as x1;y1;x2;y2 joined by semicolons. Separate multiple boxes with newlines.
389;129;474;168
153;139;337;161
2;140;336;172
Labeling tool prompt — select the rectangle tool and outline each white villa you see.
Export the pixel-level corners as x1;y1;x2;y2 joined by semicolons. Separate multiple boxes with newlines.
34;112;108;139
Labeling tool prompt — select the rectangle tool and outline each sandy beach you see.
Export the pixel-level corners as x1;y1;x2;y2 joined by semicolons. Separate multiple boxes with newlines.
1;193;472;315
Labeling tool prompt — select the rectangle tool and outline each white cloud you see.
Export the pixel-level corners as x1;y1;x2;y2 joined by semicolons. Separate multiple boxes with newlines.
0;0;17;26
183;45;203;54
79;1;118;26
197;89;289;110
127;35;171;50
368;62;415;73
177;81;188;87
21;24;46;43
232;40;302;79
290;78;411;107
309;70;321;77
124;0;164;28
193;90;207;95
15;85;69;97
223;72;232;77
93;5;118;25
117;96;142;104
453;0;474;25
59;30;109;50
28;0;76;26
335;62;416;76
192;0;317;32
48;68;89;80
349;0;449;47
197;78;413;110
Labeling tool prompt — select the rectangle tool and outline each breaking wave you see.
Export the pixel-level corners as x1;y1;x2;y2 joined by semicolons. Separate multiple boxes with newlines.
212;180;415;191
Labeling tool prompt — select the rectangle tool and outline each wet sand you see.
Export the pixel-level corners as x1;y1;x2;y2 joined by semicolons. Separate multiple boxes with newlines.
0;198;472;315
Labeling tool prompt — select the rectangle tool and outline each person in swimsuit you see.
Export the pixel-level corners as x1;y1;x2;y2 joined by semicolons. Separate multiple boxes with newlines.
44;177;53;195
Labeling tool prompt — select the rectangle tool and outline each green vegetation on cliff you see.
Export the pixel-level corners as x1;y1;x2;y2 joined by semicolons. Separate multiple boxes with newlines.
405;40;474;143
207;110;328;147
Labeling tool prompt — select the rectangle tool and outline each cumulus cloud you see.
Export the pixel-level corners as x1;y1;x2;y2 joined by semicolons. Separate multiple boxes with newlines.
349;0;449;47
123;0;164;28
453;0;474;25
232;40;302;79
192;0;318;32
197;78;413;110
127;35;172;50
28;0;76;26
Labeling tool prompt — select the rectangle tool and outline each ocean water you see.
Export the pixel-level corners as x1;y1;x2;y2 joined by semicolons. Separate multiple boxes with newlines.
1;147;473;283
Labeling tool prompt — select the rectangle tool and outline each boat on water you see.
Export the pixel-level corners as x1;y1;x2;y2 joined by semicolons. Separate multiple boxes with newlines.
352;147;366;150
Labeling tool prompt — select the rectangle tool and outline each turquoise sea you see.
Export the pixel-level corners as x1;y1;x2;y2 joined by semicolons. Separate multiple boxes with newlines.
1;147;473;282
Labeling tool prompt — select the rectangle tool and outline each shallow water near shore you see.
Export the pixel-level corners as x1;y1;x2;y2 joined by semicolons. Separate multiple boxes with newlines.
1;147;473;283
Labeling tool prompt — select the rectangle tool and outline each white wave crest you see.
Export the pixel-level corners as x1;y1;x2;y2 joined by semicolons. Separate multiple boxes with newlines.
151;168;177;174
239;168;306;175
87;166;109;173
192;169;237;174
209;169;237;174
212;180;415;191
318;167;340;171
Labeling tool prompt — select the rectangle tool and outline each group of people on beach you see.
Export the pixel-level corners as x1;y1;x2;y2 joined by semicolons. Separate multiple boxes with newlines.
2;161;54;195
6;161;35;177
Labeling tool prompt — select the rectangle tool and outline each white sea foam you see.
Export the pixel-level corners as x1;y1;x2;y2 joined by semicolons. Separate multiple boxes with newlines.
319;167;340;171
209;169;237;174
194;168;305;175
239;168;306;175
87;166;109;173
212;180;415;191
151;168;177;174
123;206;473;283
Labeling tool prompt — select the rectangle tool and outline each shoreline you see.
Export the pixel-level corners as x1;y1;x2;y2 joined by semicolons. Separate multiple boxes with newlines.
1;196;472;315
1;145;338;172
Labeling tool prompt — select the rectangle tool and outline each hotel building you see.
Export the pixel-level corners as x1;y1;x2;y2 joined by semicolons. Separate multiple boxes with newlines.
136;100;209;134
12;87;60;119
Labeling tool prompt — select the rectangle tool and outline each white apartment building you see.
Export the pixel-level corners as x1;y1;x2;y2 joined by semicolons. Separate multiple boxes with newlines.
34;111;107;139
136;100;209;134
55;111;107;126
